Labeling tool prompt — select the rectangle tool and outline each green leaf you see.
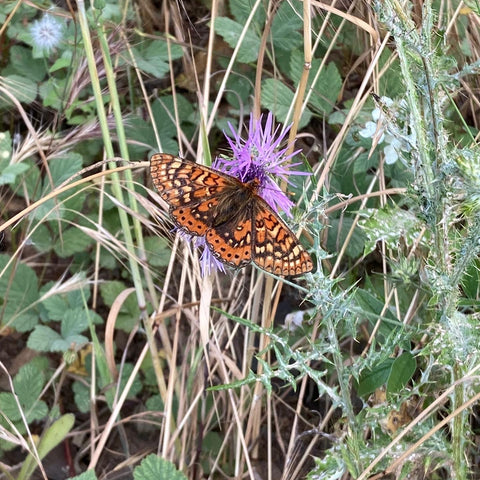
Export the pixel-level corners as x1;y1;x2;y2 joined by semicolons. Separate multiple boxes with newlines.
214;17;261;64
100;281;141;332
326;217;366;259
144;236;171;267
54;226;94;258
41;293;68;321
72;381;90;413
356;359;394;397
134;454;188;480
18;414;75;480
0;254;40;332
353;288;401;339
150;95;195;154
225;74;254;110
69;471;98;480
290;55;341;116
61;308;89;337
0;392;23;422
49;50;73;73
119;363;143;399
261;78;312;128
0;163;29;185
0;75;37;106
131;40;183;78
28;308;89;352
387;352;417;395
230;0;266;25
27;325;62;352
359;207;425;255
271;1;303;51
7;45;46;82
39;77;68;110
48;153;83;187
12;363;47;422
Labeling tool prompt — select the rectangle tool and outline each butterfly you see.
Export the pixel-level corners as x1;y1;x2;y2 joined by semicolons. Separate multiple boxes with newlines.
150;153;313;276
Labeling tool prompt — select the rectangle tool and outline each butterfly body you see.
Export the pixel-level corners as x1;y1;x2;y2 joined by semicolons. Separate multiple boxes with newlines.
150;153;313;276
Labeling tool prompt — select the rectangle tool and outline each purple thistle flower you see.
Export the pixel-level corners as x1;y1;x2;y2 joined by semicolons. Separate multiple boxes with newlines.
191;112;309;277
214;112;309;217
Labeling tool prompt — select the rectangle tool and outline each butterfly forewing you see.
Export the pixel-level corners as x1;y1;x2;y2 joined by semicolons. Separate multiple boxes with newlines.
150;153;237;207
150;153;313;276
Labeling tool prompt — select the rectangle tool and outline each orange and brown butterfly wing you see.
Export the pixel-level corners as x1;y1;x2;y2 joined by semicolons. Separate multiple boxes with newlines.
252;199;313;276
150;153;239;237
204;201;254;268
150;153;237;206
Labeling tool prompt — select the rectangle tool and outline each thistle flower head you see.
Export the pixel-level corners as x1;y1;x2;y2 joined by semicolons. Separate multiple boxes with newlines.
30;13;64;53
195;112;309;276
213;112;308;217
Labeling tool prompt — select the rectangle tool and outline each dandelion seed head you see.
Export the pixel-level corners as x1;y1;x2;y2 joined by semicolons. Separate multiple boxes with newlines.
30;14;64;52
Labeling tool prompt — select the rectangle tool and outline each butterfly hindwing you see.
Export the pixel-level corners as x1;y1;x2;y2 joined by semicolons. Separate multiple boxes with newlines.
252;200;313;276
170;198;221;236
205;201;254;268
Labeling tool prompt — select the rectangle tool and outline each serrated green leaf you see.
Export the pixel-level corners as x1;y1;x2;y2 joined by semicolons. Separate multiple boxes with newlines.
0;254;39;332
72;381;90;413
41;293;68;320
0;392;23;422
61;308;88;337
214;17;261;64
0;163;29;185
144;236;171;267
39;76;69;110
387;352;416;395
51;335;88;352
131;40;183;78
0;364;49;424
271;1;303;51
145;394;165;412
48;153;83;187
261;78;312;128
308;62;341;115
359;208;425;255
7;45;46;82
230;0;266;25
69;470;98;480
288;52;341;116
54;226;94;257
134;454;188;480
27;325;62;351
14;363;45;400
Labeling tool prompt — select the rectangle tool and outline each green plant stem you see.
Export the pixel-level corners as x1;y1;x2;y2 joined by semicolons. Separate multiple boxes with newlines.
381;1;472;478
